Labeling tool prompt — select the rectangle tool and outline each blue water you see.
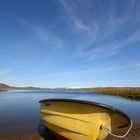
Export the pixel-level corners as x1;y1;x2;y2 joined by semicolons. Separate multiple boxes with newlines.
0;90;140;134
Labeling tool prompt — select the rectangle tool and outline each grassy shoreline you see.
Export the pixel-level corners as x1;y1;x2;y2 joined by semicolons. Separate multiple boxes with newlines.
85;87;140;100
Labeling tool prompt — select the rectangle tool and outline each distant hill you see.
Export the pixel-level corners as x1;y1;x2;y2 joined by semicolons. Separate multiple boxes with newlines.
0;83;49;90
0;83;10;89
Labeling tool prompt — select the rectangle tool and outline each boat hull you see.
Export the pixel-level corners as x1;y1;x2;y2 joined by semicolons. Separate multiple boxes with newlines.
39;99;131;140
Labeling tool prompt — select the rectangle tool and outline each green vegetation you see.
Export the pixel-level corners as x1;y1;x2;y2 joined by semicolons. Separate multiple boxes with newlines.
0;83;10;92
86;87;140;100
0;83;10;88
0;83;49;91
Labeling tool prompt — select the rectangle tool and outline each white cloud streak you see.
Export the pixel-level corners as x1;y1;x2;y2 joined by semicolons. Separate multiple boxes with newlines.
57;0;99;37
72;16;140;59
18;18;64;49
75;21;90;31
57;0;140;60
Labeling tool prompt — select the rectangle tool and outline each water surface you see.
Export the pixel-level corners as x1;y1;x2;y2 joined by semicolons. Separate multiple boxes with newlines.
0;90;140;134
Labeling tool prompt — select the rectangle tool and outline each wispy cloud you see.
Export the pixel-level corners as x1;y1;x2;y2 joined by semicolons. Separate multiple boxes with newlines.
57;0;99;36
74;20;90;31
18;18;64;49
72;15;140;60
57;0;140;60
57;0;78;23
73;43;120;60
17;1;140;62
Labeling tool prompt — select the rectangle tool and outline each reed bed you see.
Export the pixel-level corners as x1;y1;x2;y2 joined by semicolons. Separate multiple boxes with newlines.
87;87;140;100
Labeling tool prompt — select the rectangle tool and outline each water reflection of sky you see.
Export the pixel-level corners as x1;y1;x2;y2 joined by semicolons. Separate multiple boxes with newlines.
0;90;140;134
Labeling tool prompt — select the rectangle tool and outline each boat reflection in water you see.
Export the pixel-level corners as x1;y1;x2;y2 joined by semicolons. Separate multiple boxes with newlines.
38;121;68;140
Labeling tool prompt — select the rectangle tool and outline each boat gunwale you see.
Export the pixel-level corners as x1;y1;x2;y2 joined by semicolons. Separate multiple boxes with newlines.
39;98;131;128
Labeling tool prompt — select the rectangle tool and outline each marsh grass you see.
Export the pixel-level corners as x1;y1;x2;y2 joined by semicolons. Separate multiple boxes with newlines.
87;87;140;100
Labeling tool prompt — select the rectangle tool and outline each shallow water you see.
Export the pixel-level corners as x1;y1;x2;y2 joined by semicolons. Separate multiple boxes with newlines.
0;90;140;134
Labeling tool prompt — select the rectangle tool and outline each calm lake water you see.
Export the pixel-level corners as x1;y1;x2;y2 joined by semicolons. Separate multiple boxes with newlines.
0;90;140;134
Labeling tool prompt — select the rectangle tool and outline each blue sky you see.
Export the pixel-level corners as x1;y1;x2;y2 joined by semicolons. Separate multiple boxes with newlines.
0;0;140;88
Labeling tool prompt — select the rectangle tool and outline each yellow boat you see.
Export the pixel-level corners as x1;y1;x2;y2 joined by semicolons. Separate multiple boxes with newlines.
39;99;132;140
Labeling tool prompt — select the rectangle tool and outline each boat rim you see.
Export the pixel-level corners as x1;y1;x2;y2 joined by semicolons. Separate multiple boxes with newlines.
39;98;131;128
